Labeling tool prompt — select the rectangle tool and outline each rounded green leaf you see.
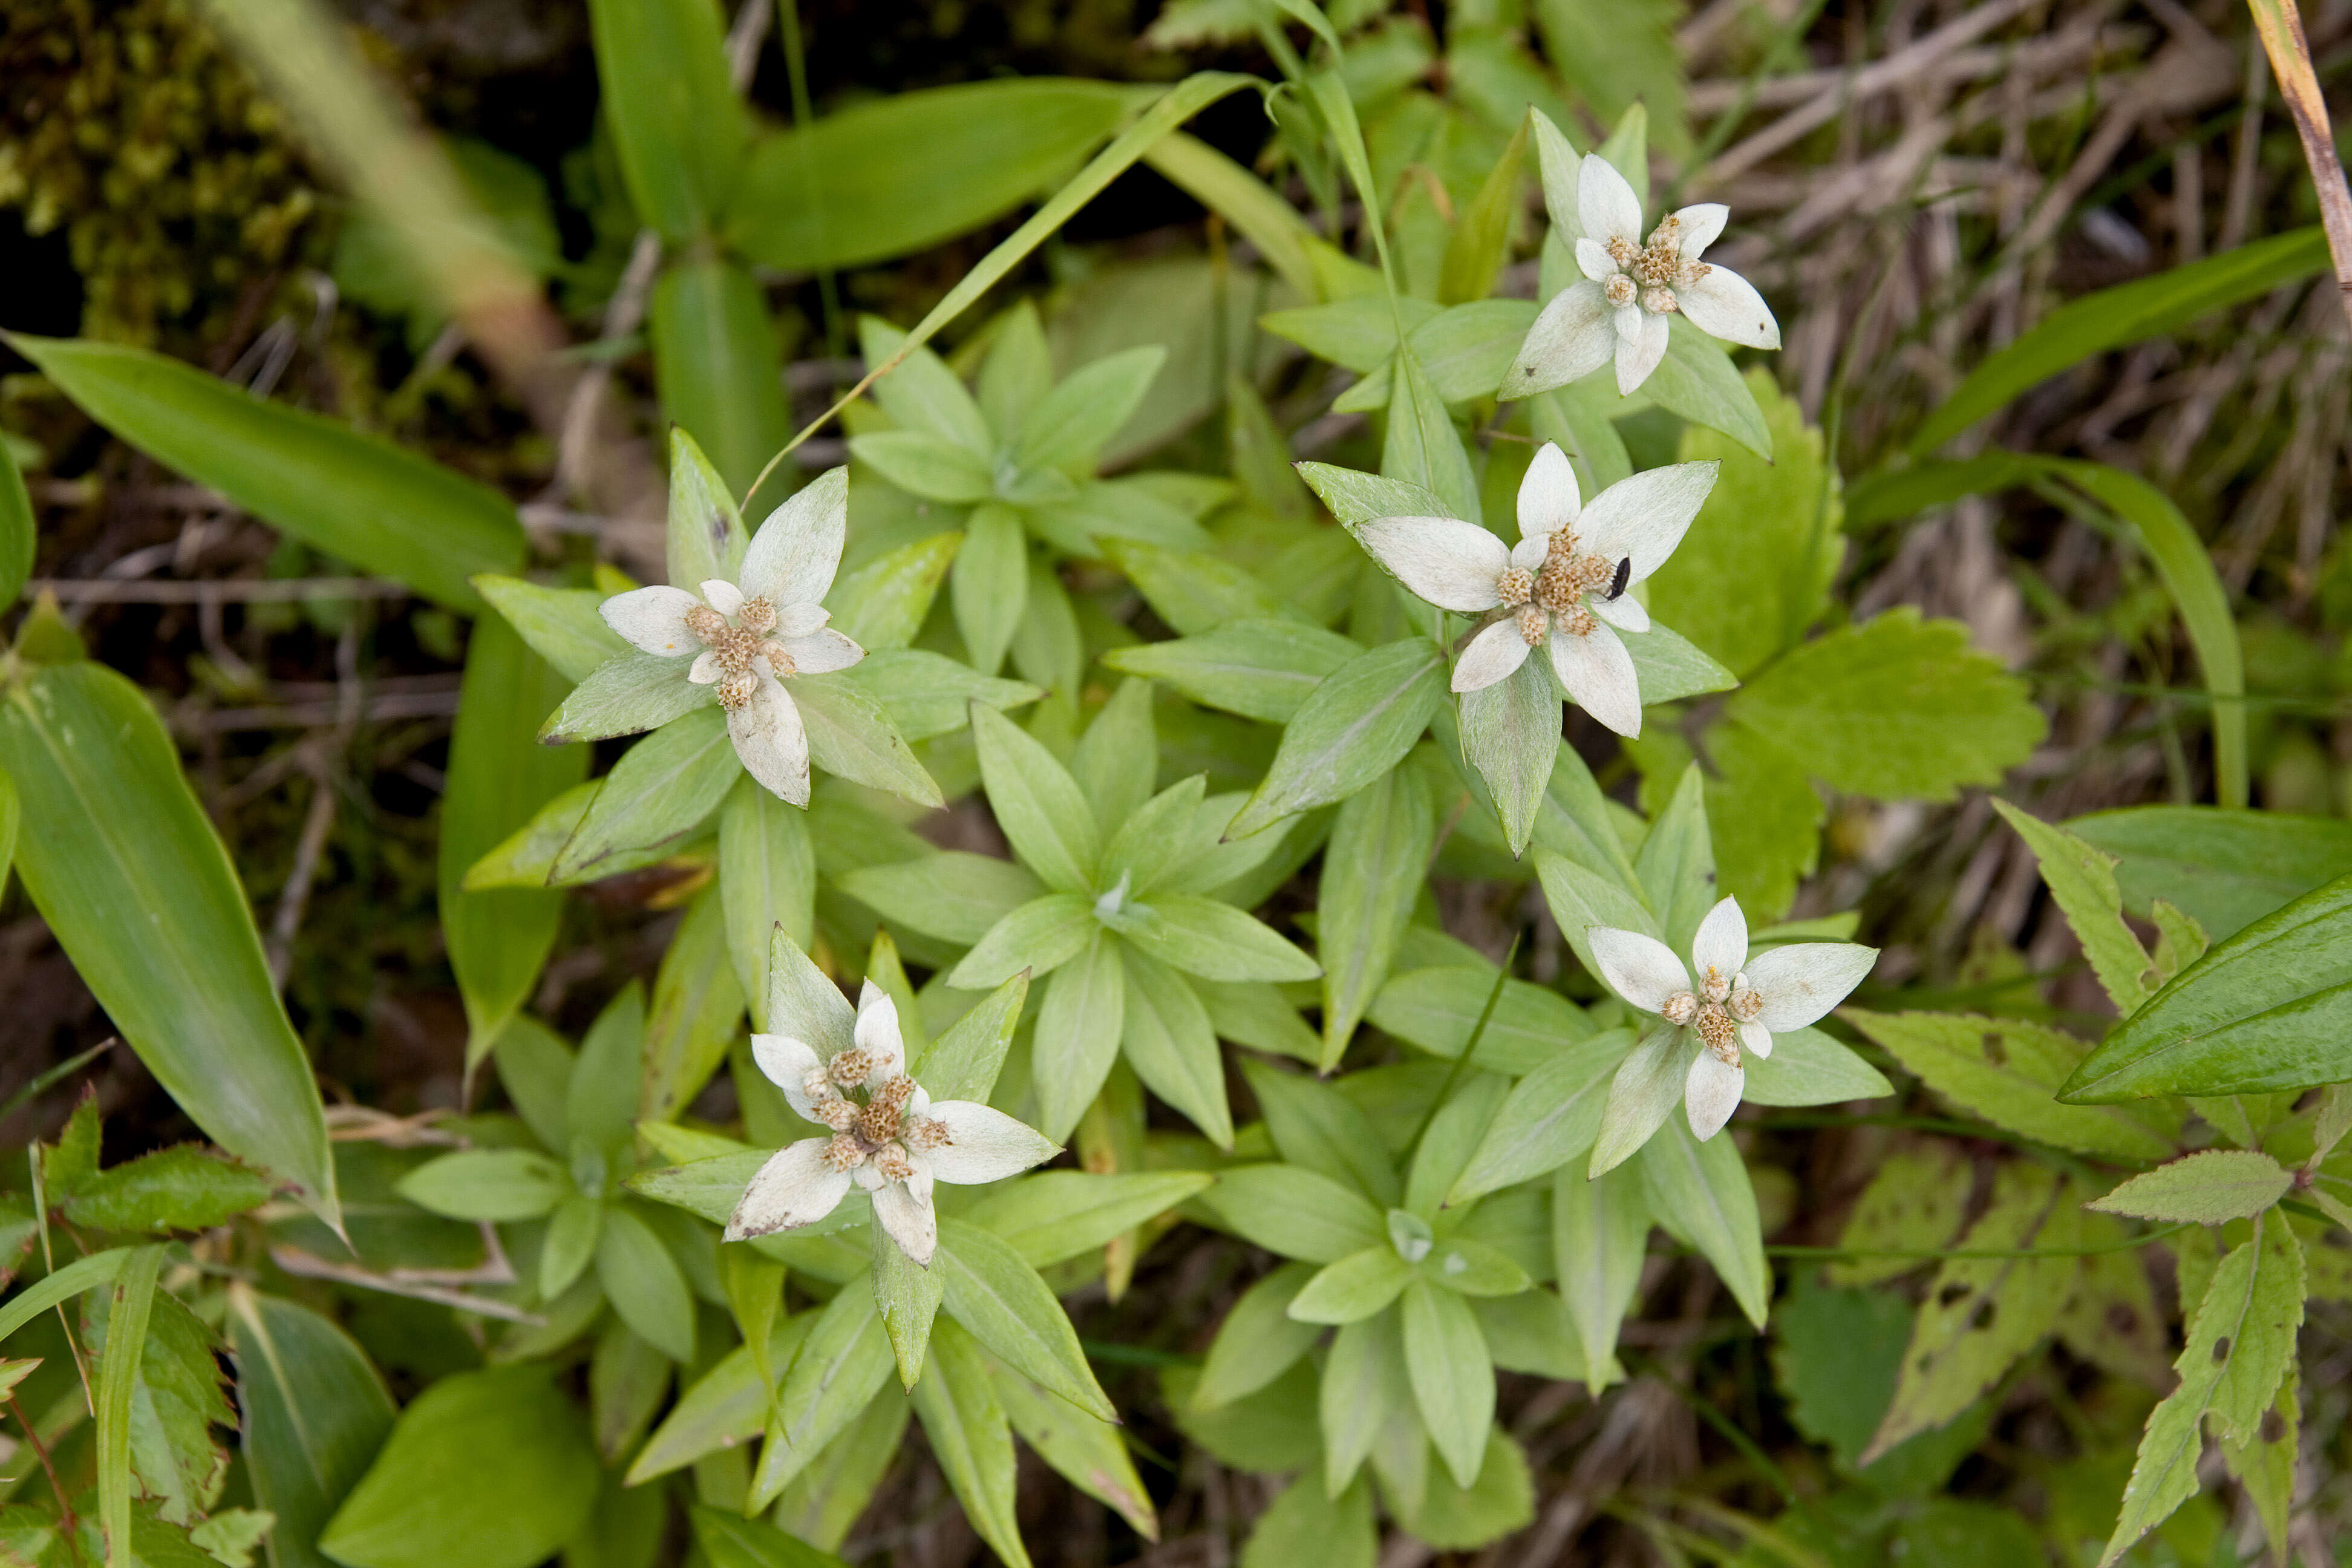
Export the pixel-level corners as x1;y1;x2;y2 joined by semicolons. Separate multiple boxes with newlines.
318;1364;598;1568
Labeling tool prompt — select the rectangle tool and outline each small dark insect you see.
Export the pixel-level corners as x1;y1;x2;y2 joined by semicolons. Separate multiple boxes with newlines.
1603;557;1632;601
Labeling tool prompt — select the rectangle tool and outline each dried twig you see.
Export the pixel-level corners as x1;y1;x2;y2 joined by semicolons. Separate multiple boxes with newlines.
2246;0;2352;334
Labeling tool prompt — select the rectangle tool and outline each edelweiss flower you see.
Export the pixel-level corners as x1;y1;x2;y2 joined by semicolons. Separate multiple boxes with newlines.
726;984;1057;1266
599;471;863;805
1589;898;1877;1140
1503;153;1780;399
1351;442;1716;737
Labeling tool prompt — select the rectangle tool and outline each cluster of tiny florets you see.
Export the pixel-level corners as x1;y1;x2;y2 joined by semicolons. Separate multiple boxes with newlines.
1666;963;1756;1067
1498;531;1616;644
802;1056;950;1178
688;594;797;708
1604;215;1708;317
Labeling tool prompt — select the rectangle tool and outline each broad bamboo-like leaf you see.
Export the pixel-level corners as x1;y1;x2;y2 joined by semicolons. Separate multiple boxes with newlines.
443;615;587;1072
0;430;30;612
584;0;744;243
0;664;338;1224
229;1289;397;1568
651;256;790;497
5;335;523;612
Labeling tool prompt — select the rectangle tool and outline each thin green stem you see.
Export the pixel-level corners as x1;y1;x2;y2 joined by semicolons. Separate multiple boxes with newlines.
1402;932;1522;1162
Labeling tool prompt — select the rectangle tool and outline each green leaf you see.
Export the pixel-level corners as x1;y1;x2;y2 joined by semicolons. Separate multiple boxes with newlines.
771;1386;906;1553
2222;1363;2299;1567
2097;1209;2304;1564
651;257;789;497
1019;346;1167;474
910;1318;1030;1568
1228;639;1446;840
1643;374;1823;676
62;1146;274;1234
1644;323;1772;459
394;1149;568;1223
1738;1025;1894;1106
319;1365;598;1568
0;665;338;1224
571;983;644;1157
628;1312;817;1483
1288;1245;1415;1325
665;426;752;590
0;1247;131;1345
829;532;960;652
596;1204;696;1364
853;431;995;505
1622;621;1739;705
5;335;522;613
1119;949;1233;1145
1635;1115;1769;1328
961;1170;1214;1269
1458;652;1561;859
995;1361;1160;1541
1381;344;1479;531
1193;1262;1324;1411
537;653;708;744
1097;537;1299;636
841;648;1039;743
443;614;586;1069
0;765;16;899
1198;1163;1385;1264
2060;871;2352;1100
1396;1425;1535;1550
2090;1149;2292;1224
1847;1011;2175;1159
1;431;33;612
1127;892;1319;984
1551;1164;1648;1388
749;1285;895;1506
1532;0;1688;156
907;971;1029;1108
1030;930;1126;1143
1142;131;1319;301
934;1218;1114;1422
228;1291;396;1568
1403;1073;1511;1218
1699;719;1822;919
1319;1310;1411;1497
1448;1028;1628;1204
792;672;942;808
971;701;1099;893
1633;763;1716;955
585;0;743;243
553;708;736;882
1400;1279;1493;1489
1069;677;1158;835
640;885;746;1124
1367;964;1598;1075
688;1505;846;1568
1910;228;2330;454
719;778;815;1030
1862;1162;2079;1461
1991;799;2154;1015
870;1210;942;1390
93;1245;161;1564
2067;805;2352;942
1102;619;1359;726
2054;460;2247;808
539;1192;603;1298
1724;609;2047;802
730;80;1140;271
838;851;1044;946
1439;118;1527;304
1240;1057;1399;1205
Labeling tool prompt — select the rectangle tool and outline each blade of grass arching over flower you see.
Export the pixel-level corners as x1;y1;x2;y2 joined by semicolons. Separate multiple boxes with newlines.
2246;0;2352;337
740;71;1263;512
2050;461;2248;811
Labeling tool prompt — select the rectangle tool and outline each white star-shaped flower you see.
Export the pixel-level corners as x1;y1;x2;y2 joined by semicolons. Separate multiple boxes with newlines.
726;984;1058;1266
1350;442;1716;737
1503;153;1780;399
1588;898;1877;1140
599;472;863;806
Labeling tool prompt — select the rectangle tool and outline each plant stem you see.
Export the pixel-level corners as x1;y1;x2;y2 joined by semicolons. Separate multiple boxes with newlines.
2246;0;2352;336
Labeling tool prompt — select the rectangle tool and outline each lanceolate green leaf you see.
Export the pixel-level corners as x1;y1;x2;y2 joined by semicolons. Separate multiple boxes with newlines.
934;1218;1114;1422
0;664;338;1225
95;1245;162;1568
1140;130;1318;299
0;429;30;612
1229;639;1446;840
910;1318;1031;1568
584;0;745;243
443;615;587;1072
651;256;791;498
553;707;737;882
2061;871;2352;1101
730;80;1143;270
2067;805;2352;941
1635;1116;1769;1328
5;335;523;613
1910;229;2329;454
719;777;815;1031
229;1289;397;1568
